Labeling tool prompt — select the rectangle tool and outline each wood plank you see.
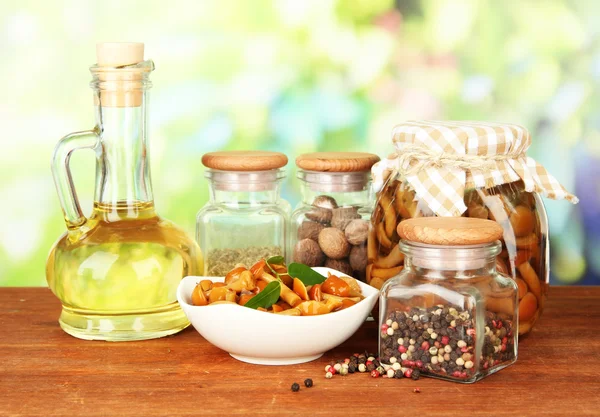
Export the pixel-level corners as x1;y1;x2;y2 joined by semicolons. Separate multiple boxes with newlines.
0;287;599;416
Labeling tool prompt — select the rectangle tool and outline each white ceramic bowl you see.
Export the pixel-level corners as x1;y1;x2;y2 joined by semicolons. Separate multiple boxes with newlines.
177;267;379;365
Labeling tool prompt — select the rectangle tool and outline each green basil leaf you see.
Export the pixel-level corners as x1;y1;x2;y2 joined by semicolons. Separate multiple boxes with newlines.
244;281;281;310
288;263;327;286
266;255;285;265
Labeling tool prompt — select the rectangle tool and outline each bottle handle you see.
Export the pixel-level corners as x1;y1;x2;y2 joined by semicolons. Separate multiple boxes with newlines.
51;128;100;231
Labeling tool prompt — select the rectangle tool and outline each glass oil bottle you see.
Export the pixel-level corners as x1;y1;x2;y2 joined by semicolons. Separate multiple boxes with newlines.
46;43;203;341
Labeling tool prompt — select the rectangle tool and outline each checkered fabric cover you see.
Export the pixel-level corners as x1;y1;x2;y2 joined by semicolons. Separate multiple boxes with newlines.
371;120;579;217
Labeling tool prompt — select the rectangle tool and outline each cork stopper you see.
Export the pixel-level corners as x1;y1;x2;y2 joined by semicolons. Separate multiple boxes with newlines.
296;152;380;172
96;42;144;67
202;151;288;171
398;217;503;246
93;42;149;108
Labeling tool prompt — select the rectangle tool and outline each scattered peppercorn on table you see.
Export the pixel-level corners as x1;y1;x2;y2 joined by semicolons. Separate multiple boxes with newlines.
1;287;599;416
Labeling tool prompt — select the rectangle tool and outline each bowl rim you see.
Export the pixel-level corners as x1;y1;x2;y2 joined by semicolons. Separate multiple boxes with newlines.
177;267;379;320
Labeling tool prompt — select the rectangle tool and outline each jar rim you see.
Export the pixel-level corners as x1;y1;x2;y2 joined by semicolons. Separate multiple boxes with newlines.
297;169;369;181
399;240;502;257
399;240;502;271
205;168;285;191
297;169;370;193
206;168;285;180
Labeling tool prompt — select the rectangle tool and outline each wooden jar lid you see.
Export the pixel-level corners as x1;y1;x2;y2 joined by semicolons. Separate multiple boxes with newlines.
397;217;503;245
202;151;288;171
296;152;380;172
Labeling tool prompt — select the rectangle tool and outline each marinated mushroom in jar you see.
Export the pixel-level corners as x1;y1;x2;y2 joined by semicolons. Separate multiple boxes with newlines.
368;178;549;335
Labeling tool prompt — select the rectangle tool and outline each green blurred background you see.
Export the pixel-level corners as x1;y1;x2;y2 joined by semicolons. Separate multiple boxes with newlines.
1;0;598;286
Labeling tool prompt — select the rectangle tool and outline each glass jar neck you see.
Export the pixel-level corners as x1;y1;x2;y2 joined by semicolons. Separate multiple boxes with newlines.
206;169;284;205
90;61;154;209
297;170;371;206
400;241;501;279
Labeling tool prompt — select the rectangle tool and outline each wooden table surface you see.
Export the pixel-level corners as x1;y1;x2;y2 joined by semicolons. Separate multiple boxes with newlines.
1;287;599;417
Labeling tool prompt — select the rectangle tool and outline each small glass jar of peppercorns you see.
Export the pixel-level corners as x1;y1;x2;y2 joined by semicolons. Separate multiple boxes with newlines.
379;217;518;383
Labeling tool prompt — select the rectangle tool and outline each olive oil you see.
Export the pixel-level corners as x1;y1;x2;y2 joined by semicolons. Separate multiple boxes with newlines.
47;202;203;340
47;43;202;341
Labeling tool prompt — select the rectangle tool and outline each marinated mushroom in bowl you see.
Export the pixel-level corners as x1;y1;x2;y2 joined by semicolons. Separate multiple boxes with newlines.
190;257;366;315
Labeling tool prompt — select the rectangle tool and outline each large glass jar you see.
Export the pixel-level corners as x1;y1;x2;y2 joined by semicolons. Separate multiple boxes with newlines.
379;217;518;383
197;151;290;276
46;43;203;341
369;121;578;334
290;152;380;281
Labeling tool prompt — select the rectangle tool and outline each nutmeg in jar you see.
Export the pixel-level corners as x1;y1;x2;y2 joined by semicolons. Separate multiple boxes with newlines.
290;152;380;280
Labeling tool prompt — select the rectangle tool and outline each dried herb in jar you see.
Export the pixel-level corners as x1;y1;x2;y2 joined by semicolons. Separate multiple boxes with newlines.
206;246;283;276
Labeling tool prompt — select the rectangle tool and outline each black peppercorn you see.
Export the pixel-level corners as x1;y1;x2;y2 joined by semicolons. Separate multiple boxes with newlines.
291;383;300;392
304;379;313;388
366;363;376;372
411;369;421;380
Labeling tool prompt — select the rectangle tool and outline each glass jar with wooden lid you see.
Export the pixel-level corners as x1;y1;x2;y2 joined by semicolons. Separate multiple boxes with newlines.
197;151;290;276
370;121;578;334
379;217;518;383
290;152;380;280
